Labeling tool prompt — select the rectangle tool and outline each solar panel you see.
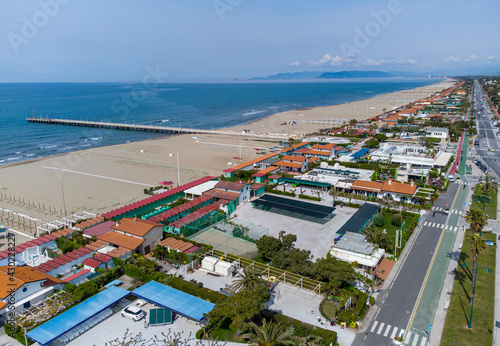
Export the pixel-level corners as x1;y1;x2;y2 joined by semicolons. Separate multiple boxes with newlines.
253;194;334;219
132;281;214;321
149;308;172;326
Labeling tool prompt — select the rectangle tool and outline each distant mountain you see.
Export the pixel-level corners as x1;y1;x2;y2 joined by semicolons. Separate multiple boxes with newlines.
317;70;394;79
250;71;323;80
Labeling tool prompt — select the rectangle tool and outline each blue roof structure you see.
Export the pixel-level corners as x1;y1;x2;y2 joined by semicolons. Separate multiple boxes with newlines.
26;286;129;346
351;148;370;158
132;281;214;321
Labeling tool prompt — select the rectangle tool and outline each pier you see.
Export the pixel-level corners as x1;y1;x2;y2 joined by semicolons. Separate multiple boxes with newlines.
26;117;285;140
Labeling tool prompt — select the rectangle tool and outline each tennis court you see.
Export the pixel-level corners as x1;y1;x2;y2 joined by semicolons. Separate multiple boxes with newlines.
336;203;379;235
189;227;259;258
252;194;335;219
148;307;172;326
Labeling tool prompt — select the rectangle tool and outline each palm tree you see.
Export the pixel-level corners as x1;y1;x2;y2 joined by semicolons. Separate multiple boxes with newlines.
362;226;392;251
299;334;324;346
479;173;498;211
464;208;487;235
349;119;358;129
242;319;294;346
230;266;266;292
469;233;487;293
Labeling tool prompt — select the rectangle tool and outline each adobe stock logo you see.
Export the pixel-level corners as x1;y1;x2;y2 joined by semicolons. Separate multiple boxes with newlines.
7;0;70;53
340;0;402;58
213;0;243;21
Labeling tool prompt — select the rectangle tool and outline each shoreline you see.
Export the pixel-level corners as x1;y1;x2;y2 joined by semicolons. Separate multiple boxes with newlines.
0;79;456;240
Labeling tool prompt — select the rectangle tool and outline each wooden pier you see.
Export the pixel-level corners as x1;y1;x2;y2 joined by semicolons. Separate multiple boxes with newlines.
26;117;284;140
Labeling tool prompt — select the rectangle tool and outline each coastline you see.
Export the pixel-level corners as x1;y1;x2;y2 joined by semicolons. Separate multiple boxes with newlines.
0;79;455;241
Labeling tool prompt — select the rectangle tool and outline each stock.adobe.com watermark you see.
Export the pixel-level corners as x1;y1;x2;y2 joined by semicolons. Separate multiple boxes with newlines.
213;0;242;21
5;233;18;336
340;0;402;58
7;0;70;53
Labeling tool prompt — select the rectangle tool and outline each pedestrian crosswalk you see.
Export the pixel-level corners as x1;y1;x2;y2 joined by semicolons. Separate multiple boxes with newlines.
430;206;464;214
422;221;459;232
471;154;498;159
370;320;405;339
403;330;428;346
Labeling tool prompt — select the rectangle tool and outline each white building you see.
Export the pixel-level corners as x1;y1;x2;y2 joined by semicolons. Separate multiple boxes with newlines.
425;127;449;142
330;233;385;271
0;265;64;317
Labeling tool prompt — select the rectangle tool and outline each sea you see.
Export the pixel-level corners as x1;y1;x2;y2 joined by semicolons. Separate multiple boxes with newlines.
0;78;442;165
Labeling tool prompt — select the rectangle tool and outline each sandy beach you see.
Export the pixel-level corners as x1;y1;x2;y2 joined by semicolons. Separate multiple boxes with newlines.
0;79;455;243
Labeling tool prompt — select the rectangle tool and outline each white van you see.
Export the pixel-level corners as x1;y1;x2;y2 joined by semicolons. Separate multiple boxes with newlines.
449;175;454;182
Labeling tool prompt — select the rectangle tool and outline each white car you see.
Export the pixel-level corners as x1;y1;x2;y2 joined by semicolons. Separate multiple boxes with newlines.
121;305;145;322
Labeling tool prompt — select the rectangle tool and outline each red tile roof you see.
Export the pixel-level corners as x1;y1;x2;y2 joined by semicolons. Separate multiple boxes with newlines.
63;269;90;283
82;258;102;268
93;253;112;263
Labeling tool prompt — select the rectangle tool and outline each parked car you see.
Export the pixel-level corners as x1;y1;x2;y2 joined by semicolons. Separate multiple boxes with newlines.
121;305;145;322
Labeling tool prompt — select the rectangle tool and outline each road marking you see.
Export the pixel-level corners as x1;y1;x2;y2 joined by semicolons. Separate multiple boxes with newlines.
419;336;427;346
370;320;378;333
424;221;428;227
377;322;385;334
383;324;392;337
42;166;154;187
407;180;463;333
445;225;449;230
390;327;398;339
404;331;412;344
399;329;405;337
412;334;420;346
454;226;459;232
431;222;436;227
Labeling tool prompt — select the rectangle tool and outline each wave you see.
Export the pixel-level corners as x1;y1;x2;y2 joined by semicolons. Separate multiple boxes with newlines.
7;156;22;161
90;137;102;141
242;110;266;116
25;153;35;157
39;144;59;149
161;119;171;122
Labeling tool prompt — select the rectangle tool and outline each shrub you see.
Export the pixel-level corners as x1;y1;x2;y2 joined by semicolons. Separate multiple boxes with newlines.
354;293;368;317
369;296;375;305
338;310;357;324
372;213;385;227
298;194;321;202
392;213;402;227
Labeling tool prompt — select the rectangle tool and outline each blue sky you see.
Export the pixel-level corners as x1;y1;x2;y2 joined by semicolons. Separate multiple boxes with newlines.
1;0;500;82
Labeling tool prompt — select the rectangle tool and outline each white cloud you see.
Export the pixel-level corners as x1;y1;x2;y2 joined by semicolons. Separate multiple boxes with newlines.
487;55;499;60
445;56;462;63
289;61;301;67
469;54;478;60
307;54;348;67
364;58;385;66
364;57;417;66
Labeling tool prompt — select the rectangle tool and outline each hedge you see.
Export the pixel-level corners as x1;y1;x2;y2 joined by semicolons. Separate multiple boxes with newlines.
267;189;296;197
298;194;321;202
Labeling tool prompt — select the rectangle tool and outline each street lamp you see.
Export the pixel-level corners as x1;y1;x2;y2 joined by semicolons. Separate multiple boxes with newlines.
461;262;491;329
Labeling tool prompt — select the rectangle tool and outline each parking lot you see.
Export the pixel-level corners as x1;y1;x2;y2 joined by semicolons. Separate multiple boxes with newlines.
65;298;204;346
235;196;357;259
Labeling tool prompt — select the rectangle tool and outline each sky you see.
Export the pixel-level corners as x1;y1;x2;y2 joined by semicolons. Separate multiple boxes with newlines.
1;0;500;82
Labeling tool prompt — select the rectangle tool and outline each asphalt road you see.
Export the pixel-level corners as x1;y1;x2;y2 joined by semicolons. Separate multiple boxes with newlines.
353;184;459;346
473;80;500;180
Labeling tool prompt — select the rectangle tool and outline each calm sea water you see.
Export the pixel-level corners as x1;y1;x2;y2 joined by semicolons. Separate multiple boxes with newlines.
0;79;441;165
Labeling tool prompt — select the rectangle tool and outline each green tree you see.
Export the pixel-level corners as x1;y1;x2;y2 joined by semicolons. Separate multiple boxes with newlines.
470;233;487;292
362;226;392;251
391;213;402;227
314;256;356;293
374;133;388;141
256;235;282;262
242;319;294;346
349;119;358;129
363;139;380;148
479;173;498;211
230;266;266;292
209;287;269;331
372;213;385;227
464;208;487;235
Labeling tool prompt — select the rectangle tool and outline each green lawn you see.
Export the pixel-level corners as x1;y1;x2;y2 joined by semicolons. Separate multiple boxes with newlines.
320;299;337;319
440;230;496;346
470;185;497;220
373;212;418;257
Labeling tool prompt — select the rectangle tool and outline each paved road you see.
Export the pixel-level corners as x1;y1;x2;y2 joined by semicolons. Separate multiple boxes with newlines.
471;80;500;178
353;184;459;346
